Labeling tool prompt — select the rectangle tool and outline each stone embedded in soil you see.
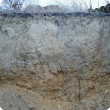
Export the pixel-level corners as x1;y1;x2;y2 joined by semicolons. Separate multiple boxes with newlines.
0;91;30;110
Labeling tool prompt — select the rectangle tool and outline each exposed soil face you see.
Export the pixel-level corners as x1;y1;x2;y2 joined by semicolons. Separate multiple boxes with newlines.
0;84;70;110
0;83;110;110
0;13;110;109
